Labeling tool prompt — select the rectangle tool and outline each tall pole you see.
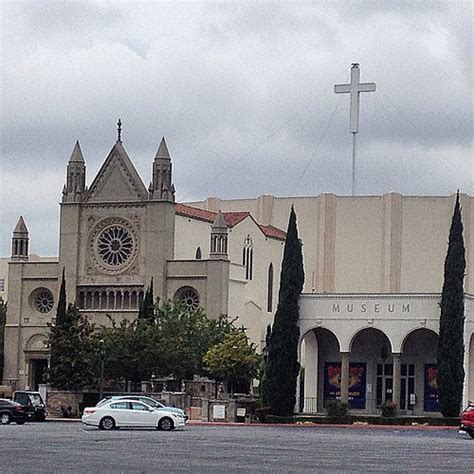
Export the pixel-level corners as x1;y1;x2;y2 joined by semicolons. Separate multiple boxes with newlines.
352;132;356;196
334;64;376;196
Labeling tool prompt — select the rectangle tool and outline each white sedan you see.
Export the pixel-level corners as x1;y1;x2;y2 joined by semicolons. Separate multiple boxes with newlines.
81;399;185;431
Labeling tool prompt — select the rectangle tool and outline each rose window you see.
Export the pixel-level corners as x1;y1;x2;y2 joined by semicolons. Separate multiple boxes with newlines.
97;225;135;267
177;288;200;311
35;290;54;313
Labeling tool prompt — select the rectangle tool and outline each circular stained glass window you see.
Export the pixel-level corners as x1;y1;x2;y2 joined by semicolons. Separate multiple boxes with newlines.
176;288;200;311
35;290;54;313
97;225;135;267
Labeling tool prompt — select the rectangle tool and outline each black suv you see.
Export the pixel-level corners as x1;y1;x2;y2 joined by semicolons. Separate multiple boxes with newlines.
0;398;28;425
13;391;46;422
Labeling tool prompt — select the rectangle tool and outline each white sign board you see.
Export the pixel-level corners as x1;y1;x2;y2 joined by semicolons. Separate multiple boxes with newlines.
213;404;226;419
236;408;246;417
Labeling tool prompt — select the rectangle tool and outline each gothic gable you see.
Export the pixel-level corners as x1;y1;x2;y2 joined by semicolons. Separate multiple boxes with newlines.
85;143;148;203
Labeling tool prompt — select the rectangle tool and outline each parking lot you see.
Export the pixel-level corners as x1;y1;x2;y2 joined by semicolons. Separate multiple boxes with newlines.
1;421;472;473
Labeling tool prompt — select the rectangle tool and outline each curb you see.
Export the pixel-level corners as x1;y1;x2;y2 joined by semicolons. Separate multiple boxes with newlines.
46;418;459;431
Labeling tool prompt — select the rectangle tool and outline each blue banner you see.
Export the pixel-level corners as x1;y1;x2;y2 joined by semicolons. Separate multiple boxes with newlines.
424;364;439;412
324;362;366;409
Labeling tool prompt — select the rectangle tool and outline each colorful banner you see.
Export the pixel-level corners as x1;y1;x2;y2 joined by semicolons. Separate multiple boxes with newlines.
324;362;366;409
424;363;439;412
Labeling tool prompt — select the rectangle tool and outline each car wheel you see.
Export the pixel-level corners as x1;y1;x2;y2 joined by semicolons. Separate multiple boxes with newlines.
99;417;115;431
158;417;173;431
468;430;474;439
0;413;11;425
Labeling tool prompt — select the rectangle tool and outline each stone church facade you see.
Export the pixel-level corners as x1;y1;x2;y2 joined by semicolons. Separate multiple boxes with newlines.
2;130;473;416
2;134;285;392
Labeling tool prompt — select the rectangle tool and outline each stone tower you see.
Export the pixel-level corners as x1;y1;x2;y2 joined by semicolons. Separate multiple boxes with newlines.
11;216;29;260
58;123;176;322
210;210;228;259
62;141;86;203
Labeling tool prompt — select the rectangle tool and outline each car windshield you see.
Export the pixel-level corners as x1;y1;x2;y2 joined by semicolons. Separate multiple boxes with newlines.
28;394;44;407
96;396;165;408
140;398;164;408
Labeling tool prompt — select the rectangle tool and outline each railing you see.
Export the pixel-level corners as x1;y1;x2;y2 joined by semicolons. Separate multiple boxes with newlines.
299;397;440;415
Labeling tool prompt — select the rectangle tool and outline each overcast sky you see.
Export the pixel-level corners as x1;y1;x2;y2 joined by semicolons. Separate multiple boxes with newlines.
1;1;472;256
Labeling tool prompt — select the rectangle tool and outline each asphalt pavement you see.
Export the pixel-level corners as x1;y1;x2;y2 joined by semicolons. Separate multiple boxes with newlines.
1;421;472;473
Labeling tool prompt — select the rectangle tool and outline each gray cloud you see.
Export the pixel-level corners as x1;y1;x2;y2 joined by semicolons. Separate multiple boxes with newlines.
1;1;472;256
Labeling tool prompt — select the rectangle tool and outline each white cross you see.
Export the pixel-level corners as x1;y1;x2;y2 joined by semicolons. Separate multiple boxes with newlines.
334;63;376;133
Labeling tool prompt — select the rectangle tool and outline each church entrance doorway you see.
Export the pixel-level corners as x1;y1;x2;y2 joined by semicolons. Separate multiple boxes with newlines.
29;359;48;390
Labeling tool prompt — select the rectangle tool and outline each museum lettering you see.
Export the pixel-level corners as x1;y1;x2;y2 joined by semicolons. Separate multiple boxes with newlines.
332;303;410;314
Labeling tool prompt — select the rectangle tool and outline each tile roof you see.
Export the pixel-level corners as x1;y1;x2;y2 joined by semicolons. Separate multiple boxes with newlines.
176;203;286;241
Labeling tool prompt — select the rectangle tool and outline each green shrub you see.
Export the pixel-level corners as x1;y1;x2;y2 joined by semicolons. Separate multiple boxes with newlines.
326;400;349;417
381;401;397;417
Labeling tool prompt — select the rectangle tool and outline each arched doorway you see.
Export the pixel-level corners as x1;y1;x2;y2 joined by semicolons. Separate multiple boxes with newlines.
349;328;393;412
25;334;49;391
401;328;438;415
299;327;340;414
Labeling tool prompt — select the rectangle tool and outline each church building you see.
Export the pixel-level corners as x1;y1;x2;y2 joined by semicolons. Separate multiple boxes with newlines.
2;130;285;393
2;125;473;417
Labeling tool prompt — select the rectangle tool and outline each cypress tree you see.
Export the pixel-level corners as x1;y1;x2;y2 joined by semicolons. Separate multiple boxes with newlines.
437;192;466;417
56;268;67;326
138;278;155;323
266;206;305;416
259;324;272;406
49;268;67;371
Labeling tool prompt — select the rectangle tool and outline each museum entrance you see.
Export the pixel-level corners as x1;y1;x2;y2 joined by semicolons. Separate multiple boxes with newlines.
376;363;393;407
29;359;48;390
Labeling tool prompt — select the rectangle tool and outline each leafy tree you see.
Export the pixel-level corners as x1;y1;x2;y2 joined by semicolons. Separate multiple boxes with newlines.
203;331;261;394
100;300;237;384
99;318;155;386
0;298;6;378
47;304;99;390
266;206;305;416
437;192;466;417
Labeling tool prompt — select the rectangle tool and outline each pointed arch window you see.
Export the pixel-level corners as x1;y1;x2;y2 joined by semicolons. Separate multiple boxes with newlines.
195;247;202;260
267;263;274;312
242;235;253;280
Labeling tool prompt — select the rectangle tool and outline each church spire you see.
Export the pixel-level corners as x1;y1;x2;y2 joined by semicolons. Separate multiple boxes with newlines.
11;216;29;260
150;137;175;202
63;140;86;203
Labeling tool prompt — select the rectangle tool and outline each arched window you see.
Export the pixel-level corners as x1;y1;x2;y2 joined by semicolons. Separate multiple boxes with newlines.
195;247;202;260
267;263;274;312
242;235;253;280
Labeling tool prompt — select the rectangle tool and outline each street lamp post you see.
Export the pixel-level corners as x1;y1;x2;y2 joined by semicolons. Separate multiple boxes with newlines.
99;339;106;401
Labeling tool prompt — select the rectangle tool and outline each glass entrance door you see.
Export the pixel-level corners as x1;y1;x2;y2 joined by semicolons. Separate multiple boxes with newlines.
376;363;393;407
400;364;415;410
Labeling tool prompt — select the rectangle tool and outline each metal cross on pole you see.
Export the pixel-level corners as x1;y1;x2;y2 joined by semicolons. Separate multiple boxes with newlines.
334;64;376;196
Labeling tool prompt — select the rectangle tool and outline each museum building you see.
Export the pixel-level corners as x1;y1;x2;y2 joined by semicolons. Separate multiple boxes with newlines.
2;130;473;416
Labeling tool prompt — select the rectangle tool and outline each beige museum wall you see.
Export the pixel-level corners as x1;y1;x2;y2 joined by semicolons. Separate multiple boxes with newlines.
334;197;383;293
400;197;452;293
190;193;473;295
